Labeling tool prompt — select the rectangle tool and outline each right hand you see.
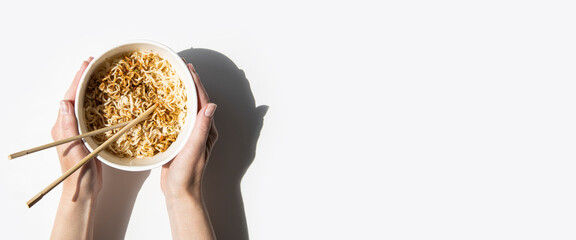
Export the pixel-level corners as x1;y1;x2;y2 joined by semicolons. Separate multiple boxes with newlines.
160;63;218;199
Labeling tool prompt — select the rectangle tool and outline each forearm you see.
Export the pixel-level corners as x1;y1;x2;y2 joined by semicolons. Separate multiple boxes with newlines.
165;191;215;240
50;190;97;240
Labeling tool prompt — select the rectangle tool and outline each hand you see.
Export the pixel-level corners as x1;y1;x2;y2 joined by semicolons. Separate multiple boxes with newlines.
51;57;102;240
161;63;217;239
161;63;218;199
50;57;102;201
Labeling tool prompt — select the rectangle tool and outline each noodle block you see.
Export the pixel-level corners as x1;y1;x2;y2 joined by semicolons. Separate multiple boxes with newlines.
84;51;187;158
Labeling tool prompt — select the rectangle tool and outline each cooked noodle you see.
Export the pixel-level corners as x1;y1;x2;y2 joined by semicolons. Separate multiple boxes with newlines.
84;51;187;158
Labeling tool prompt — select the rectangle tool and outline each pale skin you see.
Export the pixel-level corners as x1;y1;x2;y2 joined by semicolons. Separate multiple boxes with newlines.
50;58;218;240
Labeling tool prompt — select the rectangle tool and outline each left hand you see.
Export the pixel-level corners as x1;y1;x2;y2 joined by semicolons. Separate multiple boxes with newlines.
50;57;102;201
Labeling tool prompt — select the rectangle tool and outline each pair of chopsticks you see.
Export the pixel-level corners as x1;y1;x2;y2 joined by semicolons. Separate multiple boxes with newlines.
9;104;157;208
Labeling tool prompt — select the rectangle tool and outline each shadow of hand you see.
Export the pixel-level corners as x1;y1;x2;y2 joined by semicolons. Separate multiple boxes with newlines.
179;48;268;240
93;166;150;240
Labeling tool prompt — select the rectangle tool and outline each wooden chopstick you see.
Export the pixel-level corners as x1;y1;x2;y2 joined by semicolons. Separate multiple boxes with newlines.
8;122;129;160
26;104;158;208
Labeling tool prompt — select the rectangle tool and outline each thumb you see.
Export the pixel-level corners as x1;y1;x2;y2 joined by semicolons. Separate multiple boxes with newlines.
52;100;92;170
53;100;80;140
187;103;217;152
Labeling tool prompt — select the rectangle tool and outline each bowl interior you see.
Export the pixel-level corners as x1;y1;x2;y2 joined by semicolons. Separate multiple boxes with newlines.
75;41;197;171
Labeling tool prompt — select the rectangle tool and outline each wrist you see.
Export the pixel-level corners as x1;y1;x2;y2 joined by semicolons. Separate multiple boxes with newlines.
164;187;202;202
61;183;99;203
52;185;98;240
163;181;203;200
164;190;207;222
57;189;97;221
164;188;214;240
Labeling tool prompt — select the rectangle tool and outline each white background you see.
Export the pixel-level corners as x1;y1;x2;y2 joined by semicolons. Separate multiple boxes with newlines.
1;0;576;239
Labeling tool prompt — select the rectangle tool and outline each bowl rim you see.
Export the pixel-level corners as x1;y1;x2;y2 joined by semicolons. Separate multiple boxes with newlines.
74;39;197;171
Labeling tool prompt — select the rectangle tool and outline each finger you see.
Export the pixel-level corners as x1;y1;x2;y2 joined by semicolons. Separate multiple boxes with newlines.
188;63;209;106
64;57;93;101
187;63;210;109
53;101;90;164
185;103;217;156
53;101;80;140
205;120;219;158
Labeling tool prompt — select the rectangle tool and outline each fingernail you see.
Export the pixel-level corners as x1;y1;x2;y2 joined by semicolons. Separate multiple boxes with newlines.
87;56;94;62
204;103;217;117
60;101;70;114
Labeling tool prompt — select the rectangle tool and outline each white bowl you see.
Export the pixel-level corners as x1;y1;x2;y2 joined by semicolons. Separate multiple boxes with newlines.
75;40;197;171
